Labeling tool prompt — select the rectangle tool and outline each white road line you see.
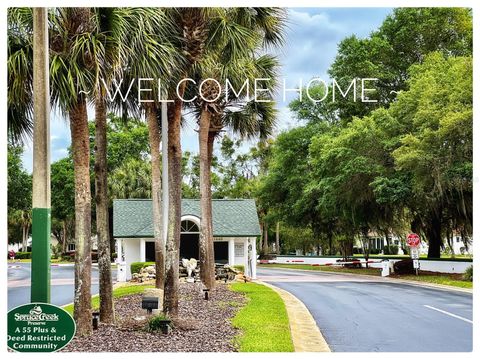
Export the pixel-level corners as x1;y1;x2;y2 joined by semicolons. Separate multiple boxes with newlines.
424;305;473;324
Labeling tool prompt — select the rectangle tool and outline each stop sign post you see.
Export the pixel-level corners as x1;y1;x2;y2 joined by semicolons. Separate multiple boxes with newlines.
407;233;420;275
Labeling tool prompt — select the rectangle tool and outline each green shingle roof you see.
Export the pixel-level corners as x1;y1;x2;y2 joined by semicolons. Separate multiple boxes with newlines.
113;199;261;238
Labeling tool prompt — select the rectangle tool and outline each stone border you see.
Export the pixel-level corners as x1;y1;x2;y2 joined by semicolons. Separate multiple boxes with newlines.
258;281;331;352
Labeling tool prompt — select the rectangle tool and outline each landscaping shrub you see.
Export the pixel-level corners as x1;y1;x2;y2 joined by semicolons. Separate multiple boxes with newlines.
369;248;381;255
147;314;171;332
233;265;245;273
393;259;415;274
61;254;74;262
464;265;473;282
15;252;31;259
131;261;155;274
51;244;62;259
384;245;399;255
352;247;362;254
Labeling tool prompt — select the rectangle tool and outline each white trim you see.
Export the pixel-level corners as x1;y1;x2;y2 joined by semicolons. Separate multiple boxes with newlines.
181;215;200;225
140;238;146;262
228;238;235;266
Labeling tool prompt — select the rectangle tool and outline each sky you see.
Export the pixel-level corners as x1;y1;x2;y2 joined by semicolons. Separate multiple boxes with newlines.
21;7;392;172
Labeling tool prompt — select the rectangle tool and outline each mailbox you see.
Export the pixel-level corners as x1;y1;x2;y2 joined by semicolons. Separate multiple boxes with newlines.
142;296;159;314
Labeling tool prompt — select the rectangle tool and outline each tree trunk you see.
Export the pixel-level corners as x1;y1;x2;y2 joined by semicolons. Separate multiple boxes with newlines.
206;129;215;265
69;98;92;336
328;228;333;256
94;96;114;324
163;97;183;317
62;221;66;253
275;221;280;254
426;209;442;258
146;105;165;289
22;223;27;251
198;110;215;289
263;222;269;254
259;221;264;254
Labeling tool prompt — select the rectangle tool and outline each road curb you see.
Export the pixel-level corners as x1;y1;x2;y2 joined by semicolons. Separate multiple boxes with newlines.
260;265;472;294
258;281;331;352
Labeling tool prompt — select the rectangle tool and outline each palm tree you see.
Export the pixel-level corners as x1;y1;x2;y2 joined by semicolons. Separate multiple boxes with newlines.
8;7;102;335
89;6;176;323
7;8;33;144
9;209;32;251
50;8;102;335
112;8;181;291
190;8;285;287
109;158;152;199
90;7;127;325
160;7;212;317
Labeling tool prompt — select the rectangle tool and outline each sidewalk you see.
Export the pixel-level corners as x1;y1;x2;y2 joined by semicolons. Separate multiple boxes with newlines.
259;281;330;352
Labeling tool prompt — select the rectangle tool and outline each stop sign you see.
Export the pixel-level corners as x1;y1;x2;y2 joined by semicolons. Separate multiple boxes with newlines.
407;233;420;247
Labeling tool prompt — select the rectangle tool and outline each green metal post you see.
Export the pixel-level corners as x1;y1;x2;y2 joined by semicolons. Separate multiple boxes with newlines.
31;7;51;303
31;209;51;302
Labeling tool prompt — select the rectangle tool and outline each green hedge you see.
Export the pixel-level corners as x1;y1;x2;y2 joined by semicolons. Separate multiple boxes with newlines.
464;265;473;282
15;252;31;259
384;245;399;255
233;265;245;273
131;261;155;274
276;255;473;262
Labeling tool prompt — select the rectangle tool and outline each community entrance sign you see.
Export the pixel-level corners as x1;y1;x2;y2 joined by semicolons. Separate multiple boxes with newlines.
7;303;76;352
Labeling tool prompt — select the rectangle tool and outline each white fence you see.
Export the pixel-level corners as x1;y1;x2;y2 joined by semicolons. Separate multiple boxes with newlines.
274;256;472;274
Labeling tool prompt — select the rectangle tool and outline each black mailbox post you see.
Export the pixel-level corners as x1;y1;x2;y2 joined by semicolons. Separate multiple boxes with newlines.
142;296;159;314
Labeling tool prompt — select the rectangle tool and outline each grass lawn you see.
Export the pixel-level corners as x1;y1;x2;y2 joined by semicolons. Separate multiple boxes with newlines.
261;263;381;276
63;283;154;315
259;264;472;289
230;282;294;352
352;254;473;260
391;274;473;288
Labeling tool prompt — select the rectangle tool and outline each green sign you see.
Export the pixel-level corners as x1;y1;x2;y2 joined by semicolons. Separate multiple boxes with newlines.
7;303;76;352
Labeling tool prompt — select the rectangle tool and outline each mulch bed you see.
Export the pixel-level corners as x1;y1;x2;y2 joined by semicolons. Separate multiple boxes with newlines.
62;282;246;352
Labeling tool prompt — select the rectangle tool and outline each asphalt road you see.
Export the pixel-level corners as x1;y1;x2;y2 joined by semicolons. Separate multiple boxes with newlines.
7;262;113;310
257;267;473;352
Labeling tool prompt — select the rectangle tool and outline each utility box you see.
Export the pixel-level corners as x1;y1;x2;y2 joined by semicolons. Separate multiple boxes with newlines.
381;259;390;277
117;261;127;282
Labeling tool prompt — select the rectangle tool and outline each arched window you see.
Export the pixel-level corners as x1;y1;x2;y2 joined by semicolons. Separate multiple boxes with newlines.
181;220;199;233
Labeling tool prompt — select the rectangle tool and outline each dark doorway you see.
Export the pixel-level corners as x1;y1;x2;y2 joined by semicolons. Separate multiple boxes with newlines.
145;242;155;262
214;241;228;264
180;233;199;260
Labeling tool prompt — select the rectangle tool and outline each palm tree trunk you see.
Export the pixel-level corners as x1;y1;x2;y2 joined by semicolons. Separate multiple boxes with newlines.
198;110;215;289
69;98;92;336
94;96;114;324
22;223;27;251
146;105;164;289
163;97;183;317
207;129;216;274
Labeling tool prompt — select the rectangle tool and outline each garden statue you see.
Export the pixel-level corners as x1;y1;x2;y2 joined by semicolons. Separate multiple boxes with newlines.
182;258;198;282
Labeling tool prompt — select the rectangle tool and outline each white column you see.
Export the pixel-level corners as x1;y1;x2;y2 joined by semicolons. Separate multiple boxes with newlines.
140;238;146;262
251;237;257;279
116;239;127;282
228;238;235;266
115;239;122;262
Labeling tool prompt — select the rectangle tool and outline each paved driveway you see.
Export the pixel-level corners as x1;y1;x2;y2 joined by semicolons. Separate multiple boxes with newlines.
258;267;472;352
8;262;114;310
